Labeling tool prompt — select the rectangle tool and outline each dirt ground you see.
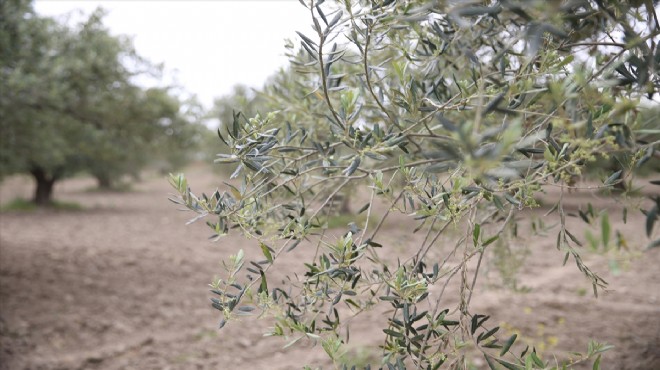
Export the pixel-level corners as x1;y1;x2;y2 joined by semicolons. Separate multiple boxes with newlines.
1;165;659;370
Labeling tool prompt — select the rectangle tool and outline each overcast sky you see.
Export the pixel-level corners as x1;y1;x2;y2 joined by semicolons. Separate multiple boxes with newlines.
34;1;311;110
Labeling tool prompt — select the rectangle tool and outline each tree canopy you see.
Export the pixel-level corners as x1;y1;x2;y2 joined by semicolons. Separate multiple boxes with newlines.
0;0;203;204
172;0;658;368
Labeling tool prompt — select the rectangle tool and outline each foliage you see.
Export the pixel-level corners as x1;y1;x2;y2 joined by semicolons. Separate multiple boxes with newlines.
209;84;267;134
149;94;208;175
0;0;203;203
200;85;268;170
171;0;659;368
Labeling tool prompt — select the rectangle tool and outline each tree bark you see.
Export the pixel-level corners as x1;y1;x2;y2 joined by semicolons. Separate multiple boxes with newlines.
96;174;113;189
31;167;57;206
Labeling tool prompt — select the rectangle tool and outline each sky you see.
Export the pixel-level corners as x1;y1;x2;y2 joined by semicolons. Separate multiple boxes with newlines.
34;1;312;110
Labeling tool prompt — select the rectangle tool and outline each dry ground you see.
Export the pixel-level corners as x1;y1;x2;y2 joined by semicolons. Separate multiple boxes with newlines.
0;166;659;369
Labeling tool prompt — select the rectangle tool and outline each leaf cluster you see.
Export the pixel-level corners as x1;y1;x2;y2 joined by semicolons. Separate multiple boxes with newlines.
0;1;204;189
171;0;659;368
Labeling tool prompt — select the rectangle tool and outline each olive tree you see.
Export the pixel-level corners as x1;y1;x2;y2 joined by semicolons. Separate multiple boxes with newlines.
171;1;659;368
0;1;202;202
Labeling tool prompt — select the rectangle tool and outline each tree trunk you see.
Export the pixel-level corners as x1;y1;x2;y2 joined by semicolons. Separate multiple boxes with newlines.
96;174;113;189
31;168;56;206
339;192;351;214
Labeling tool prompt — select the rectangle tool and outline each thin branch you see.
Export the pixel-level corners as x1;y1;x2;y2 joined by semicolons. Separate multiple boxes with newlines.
311;0;345;132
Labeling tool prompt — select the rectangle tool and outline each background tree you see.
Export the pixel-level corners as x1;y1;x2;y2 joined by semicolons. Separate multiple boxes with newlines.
174;0;659;368
209;84;266;130
84;87;205;188
203;85;265;155
151;94;207;175
0;1;202;203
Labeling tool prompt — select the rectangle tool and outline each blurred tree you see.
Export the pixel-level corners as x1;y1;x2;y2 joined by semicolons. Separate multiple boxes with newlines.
209;84;265;131
150;94;207;176
0;1;201;202
201;84;268;171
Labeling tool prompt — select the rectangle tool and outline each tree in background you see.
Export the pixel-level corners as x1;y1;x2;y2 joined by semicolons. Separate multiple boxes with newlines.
84;87;205;188
151;94;207;176
205;85;265;152
199;84;269;174
172;0;659;368
0;1;202;203
209;84;266;130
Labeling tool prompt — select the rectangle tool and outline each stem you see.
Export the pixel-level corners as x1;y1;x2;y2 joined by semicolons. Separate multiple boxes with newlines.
466;207;514;308
311;0;344;132
362;22;403;131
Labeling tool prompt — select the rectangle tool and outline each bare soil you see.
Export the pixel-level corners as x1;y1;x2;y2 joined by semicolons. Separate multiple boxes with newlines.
1;166;659;370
